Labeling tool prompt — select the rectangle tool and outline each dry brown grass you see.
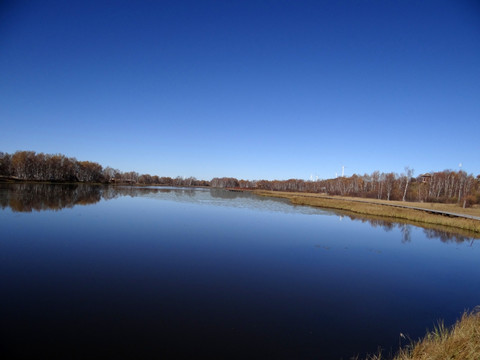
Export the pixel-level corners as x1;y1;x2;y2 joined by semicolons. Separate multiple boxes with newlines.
334;197;480;218
365;310;480;360
254;191;480;234
256;191;480;217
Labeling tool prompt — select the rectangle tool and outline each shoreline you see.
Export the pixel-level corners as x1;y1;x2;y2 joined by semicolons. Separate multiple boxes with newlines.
3;181;480;234
253;190;480;234
363;309;480;360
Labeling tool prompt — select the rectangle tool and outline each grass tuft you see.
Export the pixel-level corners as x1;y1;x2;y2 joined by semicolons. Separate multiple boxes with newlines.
360;309;480;360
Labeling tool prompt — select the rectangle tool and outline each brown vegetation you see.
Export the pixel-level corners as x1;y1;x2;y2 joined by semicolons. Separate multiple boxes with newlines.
0;151;104;182
363;309;480;360
251;171;480;208
254;191;480;233
0;151;208;186
1;151;479;209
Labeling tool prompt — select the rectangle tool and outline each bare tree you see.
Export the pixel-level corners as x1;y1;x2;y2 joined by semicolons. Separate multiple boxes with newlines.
402;167;414;202
384;173;396;201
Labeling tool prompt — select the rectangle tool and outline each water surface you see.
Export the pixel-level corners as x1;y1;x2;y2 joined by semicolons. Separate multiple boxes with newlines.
1;184;479;359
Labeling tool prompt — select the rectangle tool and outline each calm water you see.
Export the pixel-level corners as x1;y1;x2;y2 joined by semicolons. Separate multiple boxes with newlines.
1;184;479;359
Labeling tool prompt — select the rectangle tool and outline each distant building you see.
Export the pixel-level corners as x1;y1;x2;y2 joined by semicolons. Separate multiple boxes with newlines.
420;173;432;183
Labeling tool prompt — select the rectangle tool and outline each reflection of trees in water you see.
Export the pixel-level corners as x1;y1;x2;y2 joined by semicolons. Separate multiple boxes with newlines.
360;218;396;232
209;189;290;206
2;184;478;245
111;186;163;198
0;185;290;215
173;188;197;198
0;184;204;212
343;213;476;244
399;224;411;243
0;183;104;212
116;186;202;201
209;189;260;200
102;186;123;201
210;188;241;199
112;186;200;199
422;228;472;244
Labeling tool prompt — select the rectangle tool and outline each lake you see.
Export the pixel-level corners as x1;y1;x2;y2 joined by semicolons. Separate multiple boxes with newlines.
1;183;479;359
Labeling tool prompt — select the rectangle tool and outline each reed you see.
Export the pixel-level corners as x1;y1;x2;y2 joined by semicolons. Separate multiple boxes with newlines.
364;309;480;360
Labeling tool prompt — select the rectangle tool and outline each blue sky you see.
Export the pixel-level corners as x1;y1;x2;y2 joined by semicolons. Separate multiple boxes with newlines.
1;0;479;180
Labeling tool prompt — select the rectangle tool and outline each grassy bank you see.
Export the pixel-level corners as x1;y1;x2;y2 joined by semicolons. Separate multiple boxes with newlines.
254;190;480;234
364;309;480;360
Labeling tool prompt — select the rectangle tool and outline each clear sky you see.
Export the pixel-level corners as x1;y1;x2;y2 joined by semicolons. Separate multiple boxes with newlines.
1;0;479;180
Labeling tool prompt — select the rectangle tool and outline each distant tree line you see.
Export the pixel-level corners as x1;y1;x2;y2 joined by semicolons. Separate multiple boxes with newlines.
0;151;104;182
1;150;479;207
0;151;209;186
249;169;480;207
210;169;480;207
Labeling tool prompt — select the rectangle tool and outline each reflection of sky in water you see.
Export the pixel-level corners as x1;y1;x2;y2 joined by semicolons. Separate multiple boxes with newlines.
134;187;335;216
1;184;478;245
129;187;480;245
1;183;479;359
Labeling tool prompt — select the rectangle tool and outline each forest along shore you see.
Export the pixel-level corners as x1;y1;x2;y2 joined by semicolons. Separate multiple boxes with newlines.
253;190;480;234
